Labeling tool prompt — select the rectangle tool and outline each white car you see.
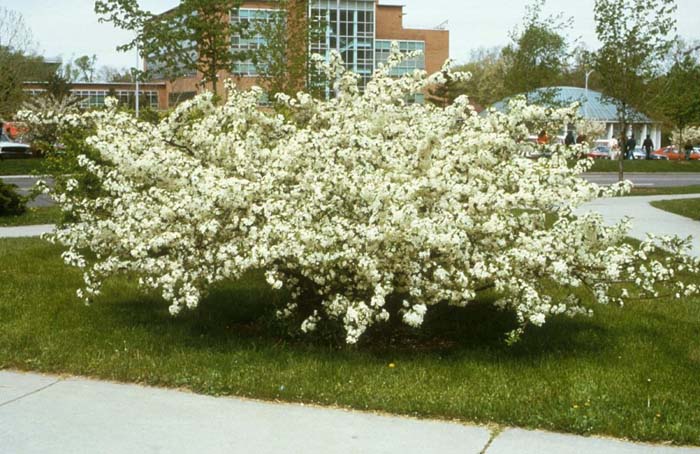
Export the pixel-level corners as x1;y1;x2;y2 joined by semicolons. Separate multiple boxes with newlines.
0;132;31;159
630;146;647;160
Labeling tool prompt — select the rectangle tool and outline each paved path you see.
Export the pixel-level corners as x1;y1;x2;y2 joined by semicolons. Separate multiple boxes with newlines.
583;173;700;187
0;224;54;238
578;194;700;258
1;370;698;454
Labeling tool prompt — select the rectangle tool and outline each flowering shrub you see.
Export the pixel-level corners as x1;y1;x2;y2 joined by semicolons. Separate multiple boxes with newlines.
575;119;606;144
20;47;700;344
671;126;700;149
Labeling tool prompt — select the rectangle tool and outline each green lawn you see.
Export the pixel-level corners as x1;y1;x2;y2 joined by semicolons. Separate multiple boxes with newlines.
587;160;700;173
650;198;700;221
0;206;61;227
0;159;47;176
1;238;699;444
628;186;700;196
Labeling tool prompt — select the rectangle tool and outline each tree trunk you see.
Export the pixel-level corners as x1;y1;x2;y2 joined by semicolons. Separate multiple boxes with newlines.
211;53;219;97
618;121;626;182
211;73;218;97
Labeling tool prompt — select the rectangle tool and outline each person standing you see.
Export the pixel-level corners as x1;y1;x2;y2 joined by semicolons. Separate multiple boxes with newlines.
565;130;575;146
685;142;693;160
626;135;637;159
642;135;654;159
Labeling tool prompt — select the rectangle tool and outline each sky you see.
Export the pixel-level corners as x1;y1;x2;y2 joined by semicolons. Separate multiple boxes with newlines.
6;0;700;70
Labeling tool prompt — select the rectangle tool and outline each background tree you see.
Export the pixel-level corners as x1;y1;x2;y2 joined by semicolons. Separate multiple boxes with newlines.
449;47;508;108
95;0;247;96
560;45;603;92
442;0;574;109
593;0;677;180
74;54;98;82
426;71;462;108
501;0;574;103
247;0;330;101
655;40;700;148
0;7;53;118
45;72;72;101
98;65;133;83
0;6;33;51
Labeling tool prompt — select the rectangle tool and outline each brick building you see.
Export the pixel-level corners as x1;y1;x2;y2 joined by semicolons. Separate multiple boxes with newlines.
152;0;449;108
23;81;169;110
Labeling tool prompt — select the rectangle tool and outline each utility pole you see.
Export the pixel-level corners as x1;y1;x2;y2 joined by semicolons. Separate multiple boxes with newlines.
135;41;140;118
584;70;594;119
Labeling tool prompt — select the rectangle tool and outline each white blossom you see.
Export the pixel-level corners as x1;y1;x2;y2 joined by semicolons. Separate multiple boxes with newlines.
19;47;700;344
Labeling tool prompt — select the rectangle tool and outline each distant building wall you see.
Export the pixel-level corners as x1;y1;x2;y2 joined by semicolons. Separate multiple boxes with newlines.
146;1;450;108
23;81;169;110
375;4;449;75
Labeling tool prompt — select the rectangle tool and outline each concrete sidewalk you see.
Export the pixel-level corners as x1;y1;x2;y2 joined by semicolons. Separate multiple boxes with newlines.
1;370;698;454
0;224;54;238
578;194;700;258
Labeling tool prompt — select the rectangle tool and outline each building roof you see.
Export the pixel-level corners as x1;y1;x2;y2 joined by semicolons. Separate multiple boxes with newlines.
490;86;654;124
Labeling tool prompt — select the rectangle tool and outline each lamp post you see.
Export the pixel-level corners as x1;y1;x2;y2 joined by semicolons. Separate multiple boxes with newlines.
135;41;140;118
584;70;594;119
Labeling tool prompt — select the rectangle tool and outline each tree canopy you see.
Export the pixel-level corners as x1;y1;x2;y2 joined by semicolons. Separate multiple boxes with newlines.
95;0;247;95
0;6;54;118
501;0;574;103
593;0;676;179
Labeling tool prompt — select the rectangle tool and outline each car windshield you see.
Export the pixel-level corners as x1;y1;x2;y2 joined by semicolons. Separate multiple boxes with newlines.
0;132;13;142
595;146;610;153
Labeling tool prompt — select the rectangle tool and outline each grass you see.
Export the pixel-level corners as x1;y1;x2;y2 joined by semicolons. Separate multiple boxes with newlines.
0;158;47;176
1;238;699;445
587;160;700;173
0;206;61;227
628;185;700;196
650;198;700;221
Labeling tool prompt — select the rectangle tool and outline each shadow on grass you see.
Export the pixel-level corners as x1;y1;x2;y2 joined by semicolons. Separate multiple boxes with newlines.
92;272;614;362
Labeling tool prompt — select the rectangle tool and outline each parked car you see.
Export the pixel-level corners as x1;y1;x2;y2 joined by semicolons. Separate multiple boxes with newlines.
2;121;29;143
593;139;620;159
521;135;552;159
650;146;700;161
586;145;612;159
650;146;680;160
0;132;32;159
630;146;647;160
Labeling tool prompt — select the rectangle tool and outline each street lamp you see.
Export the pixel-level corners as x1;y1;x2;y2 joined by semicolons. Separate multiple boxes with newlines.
584;70;594;119
135;41;140;118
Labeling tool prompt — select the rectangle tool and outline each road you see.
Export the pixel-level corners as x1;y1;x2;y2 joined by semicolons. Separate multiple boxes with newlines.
2;173;700;209
0;175;54;207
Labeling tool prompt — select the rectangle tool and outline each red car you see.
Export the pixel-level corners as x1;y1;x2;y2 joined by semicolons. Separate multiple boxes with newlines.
651;146;700;161
586;145;612;159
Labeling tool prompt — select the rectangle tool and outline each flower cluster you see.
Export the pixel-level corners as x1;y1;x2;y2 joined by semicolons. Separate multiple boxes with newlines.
23;46;699;344
671;126;700;149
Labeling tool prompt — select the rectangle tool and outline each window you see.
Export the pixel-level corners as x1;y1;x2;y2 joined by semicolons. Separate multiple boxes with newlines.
230;8;280;76
375;40;426;76
71;89;159;109
310;0;375;90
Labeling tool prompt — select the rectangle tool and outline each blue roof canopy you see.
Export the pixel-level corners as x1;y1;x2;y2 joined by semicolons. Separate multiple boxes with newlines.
490;86;653;124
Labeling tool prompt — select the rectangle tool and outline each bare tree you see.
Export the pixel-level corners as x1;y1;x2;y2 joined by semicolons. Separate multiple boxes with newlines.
0;6;34;52
0;7;43;117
